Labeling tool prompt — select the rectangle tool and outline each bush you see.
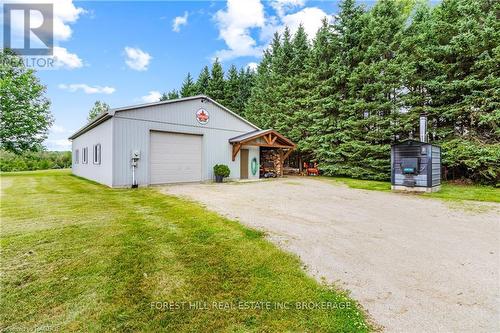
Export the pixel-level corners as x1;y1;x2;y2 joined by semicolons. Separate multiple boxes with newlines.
0;150;72;172
440;140;500;185
213;164;230;178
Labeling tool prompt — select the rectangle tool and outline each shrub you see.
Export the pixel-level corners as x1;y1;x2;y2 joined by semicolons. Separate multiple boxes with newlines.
440;140;500;185
213;164;230;178
0;150;72;172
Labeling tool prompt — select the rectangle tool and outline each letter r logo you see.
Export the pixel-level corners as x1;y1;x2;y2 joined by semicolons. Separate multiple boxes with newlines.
3;3;53;55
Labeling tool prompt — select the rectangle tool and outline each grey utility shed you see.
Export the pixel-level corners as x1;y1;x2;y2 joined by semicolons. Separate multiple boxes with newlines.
69;95;293;187
391;139;441;192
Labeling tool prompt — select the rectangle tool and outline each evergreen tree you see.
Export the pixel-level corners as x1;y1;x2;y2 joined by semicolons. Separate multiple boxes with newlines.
413;0;499;181
224;64;240;112
277;25;312;150
268;27;294;133
310;0;368;177
168;0;499;183
160;89;180;101
303;19;342;160
245;33;281;129
196;66;210;95
206;58;225;102
180;72;197;97
237;67;255;117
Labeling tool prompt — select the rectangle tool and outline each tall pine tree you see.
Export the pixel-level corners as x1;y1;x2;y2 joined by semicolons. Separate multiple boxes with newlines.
196;66;210;95
180;72;197;97
224;64;240;112
206;58;225;103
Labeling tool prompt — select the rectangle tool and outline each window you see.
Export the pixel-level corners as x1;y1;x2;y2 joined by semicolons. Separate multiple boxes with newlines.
93;144;101;165
82;147;88;164
75;149;79;164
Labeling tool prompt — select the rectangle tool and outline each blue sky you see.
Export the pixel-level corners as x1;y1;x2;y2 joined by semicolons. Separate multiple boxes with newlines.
5;0;346;150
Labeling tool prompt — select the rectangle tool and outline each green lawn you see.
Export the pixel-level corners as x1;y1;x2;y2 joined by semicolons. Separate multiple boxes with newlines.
320;176;499;203
1;170;369;332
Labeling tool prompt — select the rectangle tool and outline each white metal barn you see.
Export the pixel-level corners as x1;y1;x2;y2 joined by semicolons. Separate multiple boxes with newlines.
69;95;295;187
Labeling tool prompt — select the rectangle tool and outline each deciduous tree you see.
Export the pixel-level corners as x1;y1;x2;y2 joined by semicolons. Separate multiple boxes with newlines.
0;49;53;153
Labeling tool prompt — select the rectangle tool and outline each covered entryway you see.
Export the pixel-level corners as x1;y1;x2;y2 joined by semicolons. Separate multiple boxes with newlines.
150;131;202;184
229;129;295;178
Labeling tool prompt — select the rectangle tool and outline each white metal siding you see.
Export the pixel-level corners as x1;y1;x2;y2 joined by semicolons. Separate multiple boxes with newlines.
150;131;202;184
71;119;113;186
112;98;258;186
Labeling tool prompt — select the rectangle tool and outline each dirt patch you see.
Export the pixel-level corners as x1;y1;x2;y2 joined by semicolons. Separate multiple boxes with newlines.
161;177;500;332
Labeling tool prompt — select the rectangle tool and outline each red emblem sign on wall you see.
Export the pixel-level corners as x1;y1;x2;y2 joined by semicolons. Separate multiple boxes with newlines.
196;108;209;125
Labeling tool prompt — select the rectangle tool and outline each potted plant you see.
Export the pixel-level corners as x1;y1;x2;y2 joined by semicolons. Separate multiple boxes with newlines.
213;164;230;183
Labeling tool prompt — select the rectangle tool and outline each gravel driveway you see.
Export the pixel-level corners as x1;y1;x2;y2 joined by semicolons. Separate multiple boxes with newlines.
162;177;500;332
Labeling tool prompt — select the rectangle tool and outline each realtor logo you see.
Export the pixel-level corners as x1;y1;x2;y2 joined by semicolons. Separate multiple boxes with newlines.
3;3;54;55
196;108;209;125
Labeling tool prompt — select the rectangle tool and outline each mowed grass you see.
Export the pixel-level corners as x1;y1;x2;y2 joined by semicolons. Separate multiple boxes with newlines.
320;176;499;203
0;170;369;332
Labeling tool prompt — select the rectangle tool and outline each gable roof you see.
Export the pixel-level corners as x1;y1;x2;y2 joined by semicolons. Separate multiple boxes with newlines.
229;129;295;147
229;129;270;143
68;95;259;140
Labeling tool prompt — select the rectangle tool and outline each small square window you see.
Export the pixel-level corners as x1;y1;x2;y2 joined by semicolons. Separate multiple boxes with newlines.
93;144;101;165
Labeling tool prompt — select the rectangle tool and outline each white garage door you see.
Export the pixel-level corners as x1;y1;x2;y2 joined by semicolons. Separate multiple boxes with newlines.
150;131;202;184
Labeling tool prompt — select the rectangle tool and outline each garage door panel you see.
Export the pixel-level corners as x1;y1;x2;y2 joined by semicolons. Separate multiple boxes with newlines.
150;132;202;184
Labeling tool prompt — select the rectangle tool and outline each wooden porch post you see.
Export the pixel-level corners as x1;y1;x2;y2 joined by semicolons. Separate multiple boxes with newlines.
279;149;284;177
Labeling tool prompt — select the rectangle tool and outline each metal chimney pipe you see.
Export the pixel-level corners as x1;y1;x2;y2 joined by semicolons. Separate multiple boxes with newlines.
419;114;428;143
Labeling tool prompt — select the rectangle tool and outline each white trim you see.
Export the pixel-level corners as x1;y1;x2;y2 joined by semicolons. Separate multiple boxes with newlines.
93;143;101;165
82;147;88;164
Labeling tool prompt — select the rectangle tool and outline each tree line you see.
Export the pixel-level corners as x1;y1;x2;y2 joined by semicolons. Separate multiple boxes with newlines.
0;150;71;172
159;59;256;116
1;0;498;183
168;0;499;184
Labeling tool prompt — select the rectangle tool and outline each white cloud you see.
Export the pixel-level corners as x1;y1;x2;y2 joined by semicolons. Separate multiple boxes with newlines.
53;46;83;69
271;0;305;17
59;83;115;94
214;0;266;61
141;91;162;103
124;47;152;71
46;139;72;151
172;12;189;32
5;0;85;42
214;0;332;61
281;7;332;39
260;7;332;43
246;62;258;72
50;124;70;134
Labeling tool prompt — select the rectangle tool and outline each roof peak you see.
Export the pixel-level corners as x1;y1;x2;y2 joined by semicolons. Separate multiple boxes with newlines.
69;95;258;140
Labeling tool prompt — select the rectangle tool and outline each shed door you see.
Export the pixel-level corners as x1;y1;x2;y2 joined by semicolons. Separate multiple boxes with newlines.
240;149;249;179
150;131;202;184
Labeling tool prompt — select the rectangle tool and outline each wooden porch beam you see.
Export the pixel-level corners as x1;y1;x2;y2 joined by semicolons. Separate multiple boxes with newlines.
231;143;241;161
283;148;294;161
242;143;294;149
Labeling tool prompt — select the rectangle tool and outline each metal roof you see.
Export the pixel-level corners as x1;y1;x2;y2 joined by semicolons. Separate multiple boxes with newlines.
229;129;296;147
229;129;272;143
68;95;259;140
392;139;440;147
